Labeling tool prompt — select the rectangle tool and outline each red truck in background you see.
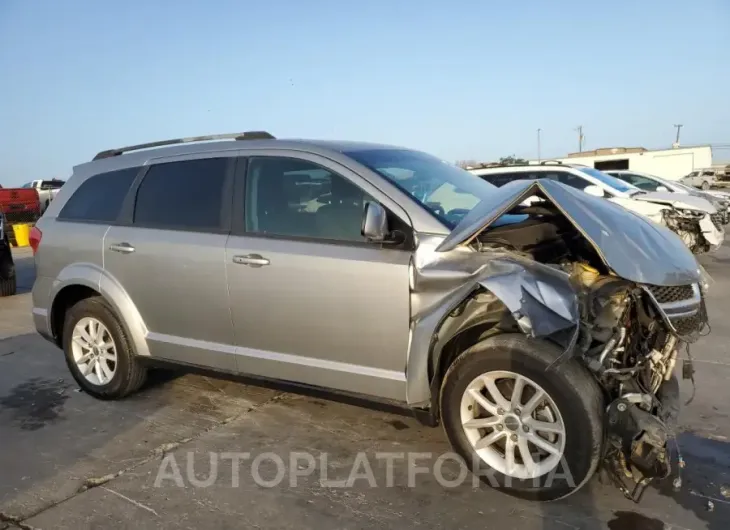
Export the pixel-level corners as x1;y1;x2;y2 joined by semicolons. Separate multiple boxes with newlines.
0;184;42;246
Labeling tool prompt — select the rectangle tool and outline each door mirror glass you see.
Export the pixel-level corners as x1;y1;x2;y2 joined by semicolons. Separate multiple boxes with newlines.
583;184;605;197
656;185;669;192
362;202;389;242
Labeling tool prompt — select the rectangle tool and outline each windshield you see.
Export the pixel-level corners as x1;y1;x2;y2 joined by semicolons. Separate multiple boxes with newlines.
345;148;498;228
576;167;637;194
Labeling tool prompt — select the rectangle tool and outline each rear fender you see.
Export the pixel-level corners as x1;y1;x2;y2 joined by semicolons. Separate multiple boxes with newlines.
49;263;151;357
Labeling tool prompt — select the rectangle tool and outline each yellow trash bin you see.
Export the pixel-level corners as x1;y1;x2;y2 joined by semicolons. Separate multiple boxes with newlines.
12;223;31;247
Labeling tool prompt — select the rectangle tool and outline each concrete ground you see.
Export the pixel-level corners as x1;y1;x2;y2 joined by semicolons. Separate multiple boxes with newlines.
1;246;730;529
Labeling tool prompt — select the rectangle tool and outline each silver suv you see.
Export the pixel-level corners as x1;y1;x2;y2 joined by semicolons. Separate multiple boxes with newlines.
31;132;709;502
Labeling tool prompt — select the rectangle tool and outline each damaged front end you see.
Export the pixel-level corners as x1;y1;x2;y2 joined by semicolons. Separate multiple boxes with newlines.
567;264;700;501
662;209;724;254
419;179;709;502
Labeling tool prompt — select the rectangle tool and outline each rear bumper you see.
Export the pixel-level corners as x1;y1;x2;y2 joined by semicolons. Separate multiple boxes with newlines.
31;275;55;343
32;307;54;342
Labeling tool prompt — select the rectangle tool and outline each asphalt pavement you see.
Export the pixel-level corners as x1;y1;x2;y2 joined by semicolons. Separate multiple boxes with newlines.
1;246;730;529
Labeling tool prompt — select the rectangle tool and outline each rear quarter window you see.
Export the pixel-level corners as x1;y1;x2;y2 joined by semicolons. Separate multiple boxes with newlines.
58;167;139;222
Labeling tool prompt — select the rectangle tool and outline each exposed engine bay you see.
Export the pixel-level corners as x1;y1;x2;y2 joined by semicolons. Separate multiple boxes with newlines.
471;199;705;501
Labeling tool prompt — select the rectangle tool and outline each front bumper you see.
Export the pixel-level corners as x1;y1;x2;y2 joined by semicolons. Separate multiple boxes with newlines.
701;214;724;251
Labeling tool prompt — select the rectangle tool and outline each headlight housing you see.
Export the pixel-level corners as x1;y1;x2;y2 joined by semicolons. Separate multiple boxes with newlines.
698;264;713;295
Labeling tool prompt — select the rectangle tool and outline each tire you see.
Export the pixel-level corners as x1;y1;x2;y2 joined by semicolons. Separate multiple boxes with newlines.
62;296;147;399
702;181;710;190
0;247;15;297
440;333;604;501
0;275;16;297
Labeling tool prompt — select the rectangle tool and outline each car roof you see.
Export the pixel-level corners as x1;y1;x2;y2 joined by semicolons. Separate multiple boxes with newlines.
73;135;407;176
470;164;585;176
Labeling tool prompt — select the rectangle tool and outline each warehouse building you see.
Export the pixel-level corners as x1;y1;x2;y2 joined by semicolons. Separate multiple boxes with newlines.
550;145;712;181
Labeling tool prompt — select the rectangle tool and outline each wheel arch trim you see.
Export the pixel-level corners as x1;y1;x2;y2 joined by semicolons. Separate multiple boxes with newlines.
48;263;151;357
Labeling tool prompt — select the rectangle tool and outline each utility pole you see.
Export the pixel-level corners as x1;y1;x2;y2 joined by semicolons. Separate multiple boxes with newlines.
575;126;584;152
537;128;542;162
674;124;683;145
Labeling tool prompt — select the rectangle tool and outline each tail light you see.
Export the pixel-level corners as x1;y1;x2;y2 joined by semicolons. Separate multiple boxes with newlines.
29;226;42;255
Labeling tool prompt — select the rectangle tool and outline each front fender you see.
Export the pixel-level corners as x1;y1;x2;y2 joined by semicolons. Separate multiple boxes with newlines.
48;263;151;357
477;259;579;337
405;238;580;408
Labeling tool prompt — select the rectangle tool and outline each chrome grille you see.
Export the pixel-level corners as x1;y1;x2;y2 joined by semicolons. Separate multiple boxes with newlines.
645;284;695;304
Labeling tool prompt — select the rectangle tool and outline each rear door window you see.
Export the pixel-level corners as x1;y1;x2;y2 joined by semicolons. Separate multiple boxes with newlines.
59;167;138;222
133;157;230;231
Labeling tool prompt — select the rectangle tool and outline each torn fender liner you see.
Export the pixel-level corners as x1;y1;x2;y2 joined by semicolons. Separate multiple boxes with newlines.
436;179;701;286
478;258;578;337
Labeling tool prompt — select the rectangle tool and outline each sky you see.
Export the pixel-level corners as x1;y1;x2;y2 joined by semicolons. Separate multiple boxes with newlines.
1;0;729;185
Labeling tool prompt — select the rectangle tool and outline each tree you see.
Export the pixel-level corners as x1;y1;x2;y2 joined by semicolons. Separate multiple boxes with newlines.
498;155;529;165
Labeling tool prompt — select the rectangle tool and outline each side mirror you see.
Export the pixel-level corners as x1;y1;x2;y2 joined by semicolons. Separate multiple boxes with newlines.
656;185;669;192
583;185;605;197
362;202;389;242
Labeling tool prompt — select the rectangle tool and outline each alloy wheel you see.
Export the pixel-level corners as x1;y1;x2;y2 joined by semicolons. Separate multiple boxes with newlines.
460;370;566;479
71;317;118;386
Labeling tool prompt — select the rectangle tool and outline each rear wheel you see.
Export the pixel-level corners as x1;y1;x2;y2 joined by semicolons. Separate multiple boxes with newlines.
440;333;604;501
702;181;710;190
62;296;147;399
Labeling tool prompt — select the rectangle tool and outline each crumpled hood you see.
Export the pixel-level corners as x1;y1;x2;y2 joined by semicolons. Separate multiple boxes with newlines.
436;179;701;286
633;191;717;213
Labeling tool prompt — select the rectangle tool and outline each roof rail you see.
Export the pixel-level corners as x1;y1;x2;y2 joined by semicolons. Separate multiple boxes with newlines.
539;160;563;165
92;131;276;161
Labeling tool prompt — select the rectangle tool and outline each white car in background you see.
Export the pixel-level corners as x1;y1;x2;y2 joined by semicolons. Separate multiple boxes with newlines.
21;179;65;213
470;162;724;254
606;169;730;228
681;169;722;190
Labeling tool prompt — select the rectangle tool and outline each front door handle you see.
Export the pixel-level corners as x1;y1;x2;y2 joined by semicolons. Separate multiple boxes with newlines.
232;254;270;268
109;242;135;254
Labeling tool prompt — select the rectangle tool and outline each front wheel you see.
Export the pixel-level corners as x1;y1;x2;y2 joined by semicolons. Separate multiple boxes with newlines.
440;333;604;501
702;181;710;190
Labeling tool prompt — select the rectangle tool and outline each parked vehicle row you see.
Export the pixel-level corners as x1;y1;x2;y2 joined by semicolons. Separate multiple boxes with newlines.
30;132;710;504
21;179;65;213
0;184;41;227
469;162;724;255
607;170;730;226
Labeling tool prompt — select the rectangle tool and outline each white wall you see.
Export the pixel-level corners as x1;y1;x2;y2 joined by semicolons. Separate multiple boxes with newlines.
552;146;712;180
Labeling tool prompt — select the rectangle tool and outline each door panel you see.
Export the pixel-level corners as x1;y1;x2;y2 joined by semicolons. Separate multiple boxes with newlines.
104;227;235;370
225;236;411;400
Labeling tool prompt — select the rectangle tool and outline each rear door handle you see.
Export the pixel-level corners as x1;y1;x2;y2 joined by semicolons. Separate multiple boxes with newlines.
232;254;270;268
109;242;135;254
